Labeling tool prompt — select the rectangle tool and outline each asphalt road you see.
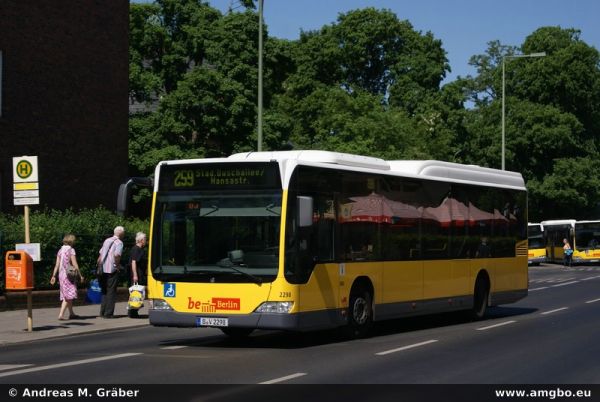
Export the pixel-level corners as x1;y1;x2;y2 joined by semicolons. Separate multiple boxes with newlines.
1;263;599;385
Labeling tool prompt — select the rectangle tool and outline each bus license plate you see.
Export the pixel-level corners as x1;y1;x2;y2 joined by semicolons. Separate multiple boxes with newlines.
197;317;228;327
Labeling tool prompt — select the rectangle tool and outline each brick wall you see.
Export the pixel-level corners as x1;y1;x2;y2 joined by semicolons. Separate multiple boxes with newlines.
0;0;129;212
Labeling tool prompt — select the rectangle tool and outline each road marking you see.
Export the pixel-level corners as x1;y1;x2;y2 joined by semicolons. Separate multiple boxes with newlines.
476;321;516;331
375;340;438;356
544;278;573;283
585;298;600;304
541;307;568;315
551;281;579;287
529;286;548;291
259;372;307;384
0;353;142;378
581;275;600;281
0;364;32;372
161;345;188;350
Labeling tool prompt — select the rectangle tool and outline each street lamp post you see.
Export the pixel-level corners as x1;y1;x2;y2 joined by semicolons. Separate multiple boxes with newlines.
257;0;264;152
501;52;546;170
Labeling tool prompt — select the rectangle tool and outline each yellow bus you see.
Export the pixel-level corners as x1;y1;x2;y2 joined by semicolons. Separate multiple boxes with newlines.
542;219;600;264
144;151;528;337
527;223;546;265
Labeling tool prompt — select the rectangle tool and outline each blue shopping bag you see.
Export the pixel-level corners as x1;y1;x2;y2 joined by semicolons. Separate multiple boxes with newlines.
85;278;102;304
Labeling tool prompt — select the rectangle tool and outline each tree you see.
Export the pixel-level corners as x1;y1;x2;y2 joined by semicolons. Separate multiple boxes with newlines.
518;27;600;143
129;0;221;101
460;27;600;219
284;86;429;159
462;40;517;107
129;2;298;177
462;99;584;175
528;157;600;221
157;66;257;157
268;8;455;160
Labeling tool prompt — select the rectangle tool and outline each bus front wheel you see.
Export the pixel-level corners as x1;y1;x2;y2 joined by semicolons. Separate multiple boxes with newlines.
345;287;373;338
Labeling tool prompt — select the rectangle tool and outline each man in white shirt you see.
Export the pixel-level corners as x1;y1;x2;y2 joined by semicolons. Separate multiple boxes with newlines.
97;226;125;318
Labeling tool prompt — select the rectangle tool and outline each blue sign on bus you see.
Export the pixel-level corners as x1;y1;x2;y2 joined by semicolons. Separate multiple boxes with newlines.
163;283;176;298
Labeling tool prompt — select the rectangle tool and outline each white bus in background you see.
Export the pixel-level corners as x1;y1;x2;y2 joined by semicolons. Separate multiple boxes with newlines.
542;219;600;264
527;223;546;265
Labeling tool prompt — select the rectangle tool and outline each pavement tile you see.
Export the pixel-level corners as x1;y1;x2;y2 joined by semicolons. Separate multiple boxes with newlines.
0;301;148;345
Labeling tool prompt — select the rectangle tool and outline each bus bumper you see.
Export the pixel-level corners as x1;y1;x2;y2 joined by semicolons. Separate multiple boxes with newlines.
528;257;546;265
149;308;347;331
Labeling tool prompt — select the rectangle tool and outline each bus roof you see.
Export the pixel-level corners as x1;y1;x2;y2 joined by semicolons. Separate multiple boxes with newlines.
156;150;526;191
541;219;576;227
228;151;525;189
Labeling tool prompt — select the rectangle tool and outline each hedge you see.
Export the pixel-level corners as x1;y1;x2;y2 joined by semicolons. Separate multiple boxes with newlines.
0;208;149;291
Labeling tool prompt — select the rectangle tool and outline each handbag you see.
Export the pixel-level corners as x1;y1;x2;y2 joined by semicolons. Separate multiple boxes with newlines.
128;283;146;310
95;261;103;279
66;264;79;284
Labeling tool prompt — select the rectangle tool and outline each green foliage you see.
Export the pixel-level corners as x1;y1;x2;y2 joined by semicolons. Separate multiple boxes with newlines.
128;3;600;222
158;66;257;156
461;26;600;219
519;27;600;137
129;0;222;99
0;209;148;291
267;8;455;159
129;2;297;178
528;158;600;221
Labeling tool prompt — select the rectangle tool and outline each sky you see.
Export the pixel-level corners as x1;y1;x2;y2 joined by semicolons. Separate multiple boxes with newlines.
205;0;600;84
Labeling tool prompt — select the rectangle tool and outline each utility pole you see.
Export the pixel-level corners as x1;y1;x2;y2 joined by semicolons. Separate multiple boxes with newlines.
257;0;264;151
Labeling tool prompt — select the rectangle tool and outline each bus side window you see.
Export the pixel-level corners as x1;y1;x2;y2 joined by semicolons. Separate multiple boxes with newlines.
285;166;339;284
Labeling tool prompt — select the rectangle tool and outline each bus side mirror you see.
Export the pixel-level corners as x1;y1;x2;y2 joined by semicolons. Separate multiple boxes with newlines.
116;183;130;216
117;177;154;216
297;196;313;227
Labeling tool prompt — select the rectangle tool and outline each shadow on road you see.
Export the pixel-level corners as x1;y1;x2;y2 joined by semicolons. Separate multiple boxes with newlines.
156;305;538;350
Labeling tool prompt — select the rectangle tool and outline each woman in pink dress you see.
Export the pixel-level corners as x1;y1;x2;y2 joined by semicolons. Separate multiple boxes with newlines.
50;234;84;320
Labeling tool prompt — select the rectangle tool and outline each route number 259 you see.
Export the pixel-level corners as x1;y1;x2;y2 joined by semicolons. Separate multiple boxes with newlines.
174;170;194;187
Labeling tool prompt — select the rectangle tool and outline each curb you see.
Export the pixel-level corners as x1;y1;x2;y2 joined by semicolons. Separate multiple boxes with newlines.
0;323;150;347
0;321;150;346
0;287;131;311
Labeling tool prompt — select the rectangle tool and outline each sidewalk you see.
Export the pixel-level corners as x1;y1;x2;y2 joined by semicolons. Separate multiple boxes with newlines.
0;301;149;346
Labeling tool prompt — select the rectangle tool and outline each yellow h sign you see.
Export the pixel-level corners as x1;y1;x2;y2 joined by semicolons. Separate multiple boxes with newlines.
16;160;33;179
12;156;39;183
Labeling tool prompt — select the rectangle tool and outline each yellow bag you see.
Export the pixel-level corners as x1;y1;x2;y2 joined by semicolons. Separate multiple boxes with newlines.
128;283;145;310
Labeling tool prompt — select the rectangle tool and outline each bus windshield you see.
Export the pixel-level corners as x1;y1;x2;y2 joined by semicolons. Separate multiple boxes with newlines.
152;192;282;283
528;225;544;249
575;222;600;250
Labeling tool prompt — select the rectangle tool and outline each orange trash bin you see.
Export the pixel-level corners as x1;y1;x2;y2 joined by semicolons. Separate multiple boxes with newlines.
5;250;34;290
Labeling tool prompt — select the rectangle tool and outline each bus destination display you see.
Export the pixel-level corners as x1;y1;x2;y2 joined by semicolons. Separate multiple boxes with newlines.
159;163;281;191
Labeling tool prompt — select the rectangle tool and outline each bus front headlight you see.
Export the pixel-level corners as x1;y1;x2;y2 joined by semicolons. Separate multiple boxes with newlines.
149;299;173;311
255;301;294;314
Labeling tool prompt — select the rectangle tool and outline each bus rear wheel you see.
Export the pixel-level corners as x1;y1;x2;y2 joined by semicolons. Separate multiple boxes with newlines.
471;276;490;320
345;287;373;338
220;327;254;339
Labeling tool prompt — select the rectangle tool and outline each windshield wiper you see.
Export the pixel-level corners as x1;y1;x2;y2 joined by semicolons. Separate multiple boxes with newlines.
265;203;280;216
154;271;214;281
200;205;219;217
216;259;263;284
